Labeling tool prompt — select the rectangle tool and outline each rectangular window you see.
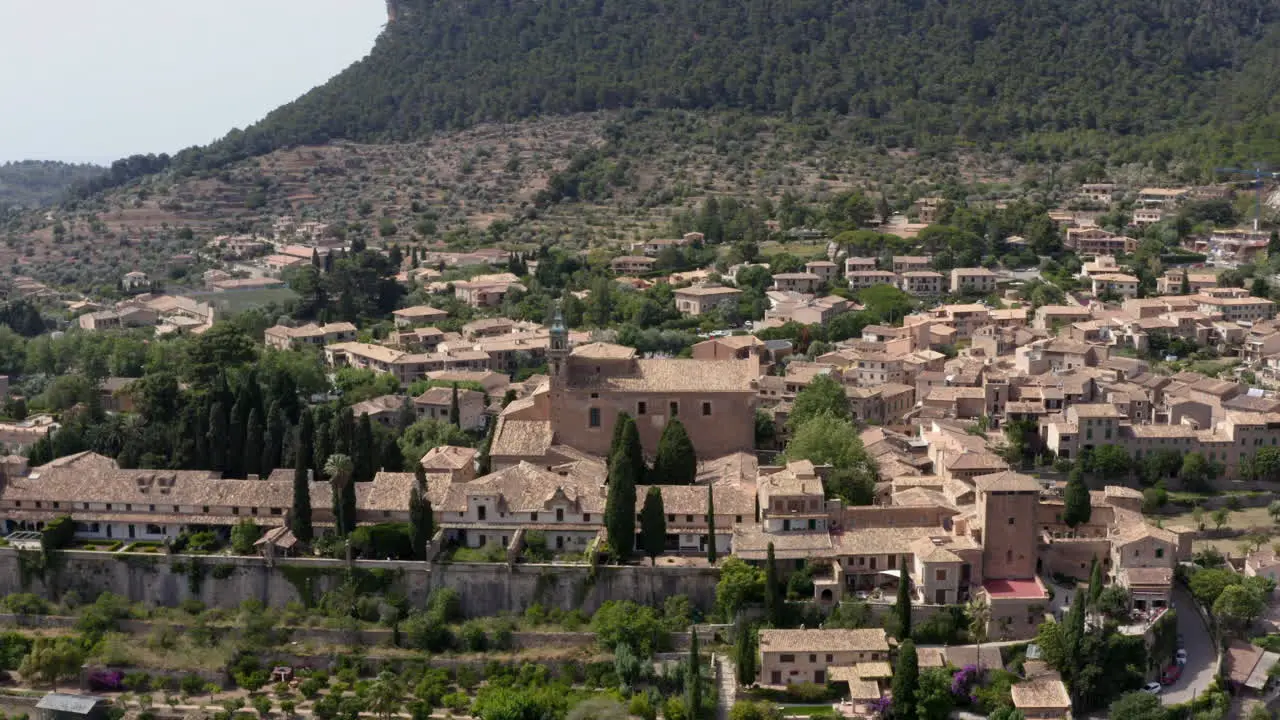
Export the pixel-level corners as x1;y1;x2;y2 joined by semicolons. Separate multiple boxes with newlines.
589;408;601;427
583;513;591;522
556;509;564;521
1155;548;1164;559
780;655;795;663
936;569;947;581
531;513;538;522
638;401;647;415
670;401;679;417
702;402;712;416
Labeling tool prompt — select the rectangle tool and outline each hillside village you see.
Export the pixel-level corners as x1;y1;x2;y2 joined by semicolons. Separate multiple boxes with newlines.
0;175;1279;720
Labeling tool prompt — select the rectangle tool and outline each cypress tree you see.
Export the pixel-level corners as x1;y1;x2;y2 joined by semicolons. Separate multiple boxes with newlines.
732;620;756;686
1180;270;1191;295
396;397;416;432
333;407;354;456
604;443;639;560
409;486;431;560
614;413;646;480
206;401;228;473
1063;468;1091;528
291;426;313;543
706;484;718;564
263;401;286;473
296;410;315;477
653;419;697;484
379;432;403;473
765;542;782;626
895;555;912;640
313;417;333;480
477;419;496;476
227;398;247;478
354;413;375;482
449;383;461;428
685;629;702;720
640;487;667;565
1087;555;1104;607
890;640;919;719
244;409;263;478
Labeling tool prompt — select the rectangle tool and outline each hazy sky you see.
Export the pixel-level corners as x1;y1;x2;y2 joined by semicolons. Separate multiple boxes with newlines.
0;1;387;165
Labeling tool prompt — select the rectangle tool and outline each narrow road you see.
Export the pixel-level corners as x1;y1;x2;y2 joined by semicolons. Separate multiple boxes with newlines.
1162;585;1216;706
715;654;737;720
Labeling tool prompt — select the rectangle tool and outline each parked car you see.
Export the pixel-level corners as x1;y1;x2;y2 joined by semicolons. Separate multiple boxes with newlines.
1161;665;1182;685
1143;682;1163;695
1176;649;1188;665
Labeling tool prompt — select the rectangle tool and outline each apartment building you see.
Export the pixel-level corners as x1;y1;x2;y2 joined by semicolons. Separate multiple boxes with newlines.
1064;228;1137;255
264;322;357;350
950;268;998;294
1079;183;1116;203
453;273;525;308
414;386;487;430
844;257;877;275
772;272;822;293
1133;208;1164;227
847;270;898;291
898;271;944;296
892;256;932;273
1034;305;1092;331
1090;273;1140;299
805;260;839;284
392;306;449;328
1195;289;1275;322
673;284;742;316
1155;270;1216;295
757;629;890;686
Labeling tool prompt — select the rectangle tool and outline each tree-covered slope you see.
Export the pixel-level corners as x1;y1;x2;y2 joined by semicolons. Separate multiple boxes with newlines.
172;0;1279;173
0;160;103;209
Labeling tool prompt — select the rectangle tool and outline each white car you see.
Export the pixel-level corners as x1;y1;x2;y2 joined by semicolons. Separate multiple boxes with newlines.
1176;649;1188;665
1143;682;1163;695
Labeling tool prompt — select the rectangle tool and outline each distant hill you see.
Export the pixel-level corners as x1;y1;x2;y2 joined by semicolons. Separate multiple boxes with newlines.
0;160;104;208
168;0;1280;176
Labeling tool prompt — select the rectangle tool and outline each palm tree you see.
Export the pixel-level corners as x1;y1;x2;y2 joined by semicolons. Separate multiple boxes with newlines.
367;671;403;720
325;453;355;534
966;596;990;671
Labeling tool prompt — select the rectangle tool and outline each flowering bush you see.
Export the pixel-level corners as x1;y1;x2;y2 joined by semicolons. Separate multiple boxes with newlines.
951;664;984;704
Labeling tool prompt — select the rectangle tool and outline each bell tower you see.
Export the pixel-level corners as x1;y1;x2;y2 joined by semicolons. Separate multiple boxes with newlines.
548;303;570;386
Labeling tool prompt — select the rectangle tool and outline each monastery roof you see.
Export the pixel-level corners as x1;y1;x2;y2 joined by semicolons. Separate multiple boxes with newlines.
635;484;756;516
421;445;477;471
490;419;554;458
570;342;637;360
438;462;604;514
1011;674;1071;710
571;358;757;393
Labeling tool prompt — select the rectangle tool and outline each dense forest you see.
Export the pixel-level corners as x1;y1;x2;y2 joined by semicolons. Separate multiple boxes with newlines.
0;160;103;209
159;0;1280;178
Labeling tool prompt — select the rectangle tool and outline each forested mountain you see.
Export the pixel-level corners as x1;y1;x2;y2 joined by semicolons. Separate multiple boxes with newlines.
0;160;103;208
166;0;1280;176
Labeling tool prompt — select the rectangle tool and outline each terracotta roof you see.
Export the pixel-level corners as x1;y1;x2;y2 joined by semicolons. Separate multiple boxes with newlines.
636;484;756;517
1011;674;1070;710
438;462;605;515
1120;567;1173;586
972;471;1041;493
490;419;554;458
421;446;477;471
570;342;637;360
758;628;888;654
570;358;757;393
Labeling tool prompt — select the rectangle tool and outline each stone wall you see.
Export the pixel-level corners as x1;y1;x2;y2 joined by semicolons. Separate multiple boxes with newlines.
0;549;721;616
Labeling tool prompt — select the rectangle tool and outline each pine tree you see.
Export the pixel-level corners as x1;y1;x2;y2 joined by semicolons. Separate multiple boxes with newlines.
895;555;912;640
604;442;639;560
765;542;783;626
653;418;696;484
732;620;756;686
409;486;432;560
1063;468;1091;528
706;484;718;564
685;629;703;720
244;409;264;479
640;487;667;565
291;426;314;543
890;640;919;719
449;383;461;428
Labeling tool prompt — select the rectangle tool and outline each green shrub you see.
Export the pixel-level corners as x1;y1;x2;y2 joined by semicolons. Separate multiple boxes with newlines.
124;672;153;692
460;621;489;652
40;516;76;551
349;523;414;560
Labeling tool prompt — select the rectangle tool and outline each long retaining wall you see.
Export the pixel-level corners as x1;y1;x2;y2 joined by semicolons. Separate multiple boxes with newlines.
0;549;721;616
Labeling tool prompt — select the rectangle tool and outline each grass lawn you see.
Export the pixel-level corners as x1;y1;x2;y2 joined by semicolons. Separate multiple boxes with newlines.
1151;504;1278;556
759;241;829;259
448;545;506;563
